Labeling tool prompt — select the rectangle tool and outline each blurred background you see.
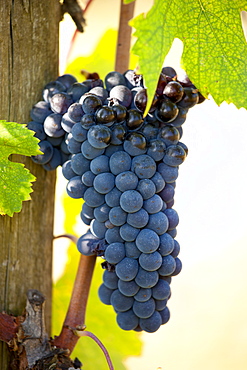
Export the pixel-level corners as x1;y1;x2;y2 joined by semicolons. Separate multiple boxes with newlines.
52;1;247;369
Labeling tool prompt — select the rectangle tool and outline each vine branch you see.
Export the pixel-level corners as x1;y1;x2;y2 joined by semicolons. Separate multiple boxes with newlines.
52;254;96;353
115;0;135;73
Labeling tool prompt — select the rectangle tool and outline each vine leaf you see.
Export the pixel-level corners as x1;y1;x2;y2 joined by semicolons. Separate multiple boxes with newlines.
0;120;41;217
131;0;247;114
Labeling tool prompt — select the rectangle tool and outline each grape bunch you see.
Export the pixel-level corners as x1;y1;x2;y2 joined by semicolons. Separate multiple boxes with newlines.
27;73;104;170
59;67;204;333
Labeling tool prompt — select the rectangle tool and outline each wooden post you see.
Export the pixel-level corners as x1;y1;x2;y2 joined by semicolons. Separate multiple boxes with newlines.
115;0;135;73
0;1;60;368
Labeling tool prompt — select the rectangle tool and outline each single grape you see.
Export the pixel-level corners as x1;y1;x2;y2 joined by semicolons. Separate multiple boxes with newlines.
118;279;139;297
103;270;119;290
158;233;175;256
66;176;87;199
50;93;73;115
115;171;139;192
94;203;111;223
155;98;179;123
124;132;147;156
164;81;184;103
139;311;162;332
115;257;139;281
139;251;162;271
71;153;90;175
120;190;143;213
135;229;160;253
137;178;156;200
152;279;171;300
80;94;102;114
32;140;53;164
95;106;116;126
105;242;126;264
87;124;111;149
105;71;126;91
134;288;152;302
98;284;114;305
93;172;115;194
119;223;140;242
109;207;127;227
109;85;132;107
90;155;109;174
163;144;186;167
30;101;52;123
77;232;99;256
126;208;149;229
117;310;139;331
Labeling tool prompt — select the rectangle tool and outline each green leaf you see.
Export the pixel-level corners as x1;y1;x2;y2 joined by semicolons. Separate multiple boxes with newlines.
131;0;247;111
124;0;135;3
0;120;41;217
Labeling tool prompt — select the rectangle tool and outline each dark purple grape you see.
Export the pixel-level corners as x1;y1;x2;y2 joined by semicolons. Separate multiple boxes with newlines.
82;79;104;90
178;87;199;108
164;81;184;103
141;123;158;141
163;144;186;166
44;113;65;138
56;74;77;89
30;101;52;123
126;109;144;130
105;71;126;91
177;73;193;87
126;132;147;150
32;140;53;164
158;126;179;146
88;86;108;103
123;70;143;89
50;93;73;115
197;91;206;104
67;103;84;122
87;124;111;149
80;114;95;129
111;124;126;145
134;88;147;112
112;104;127;123
168;107;188;128
95;106;116;126
177;141;188;156
109;85;132;107
155;98;179;123
156;73;168;96
81;94;102;114
162;66;177;78
67;83;89;102
27;121;46;140
42;81;66;102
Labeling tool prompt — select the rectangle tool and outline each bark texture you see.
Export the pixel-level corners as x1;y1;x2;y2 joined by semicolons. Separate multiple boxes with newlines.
0;1;60;368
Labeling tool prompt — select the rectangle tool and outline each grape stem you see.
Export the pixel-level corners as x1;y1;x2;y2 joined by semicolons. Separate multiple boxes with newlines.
54;233;78;244
115;0;135;73
74;330;114;370
52;254;96;352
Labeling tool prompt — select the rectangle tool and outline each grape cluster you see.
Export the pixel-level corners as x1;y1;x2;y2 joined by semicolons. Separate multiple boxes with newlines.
60;67;203;333
27;73;105;170
28;67;203;332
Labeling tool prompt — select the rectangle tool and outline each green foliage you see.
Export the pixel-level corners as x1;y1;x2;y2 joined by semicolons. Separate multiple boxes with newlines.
0;120;40;217
123;0;136;3
52;193;142;370
131;0;247;113
65;29;138;81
